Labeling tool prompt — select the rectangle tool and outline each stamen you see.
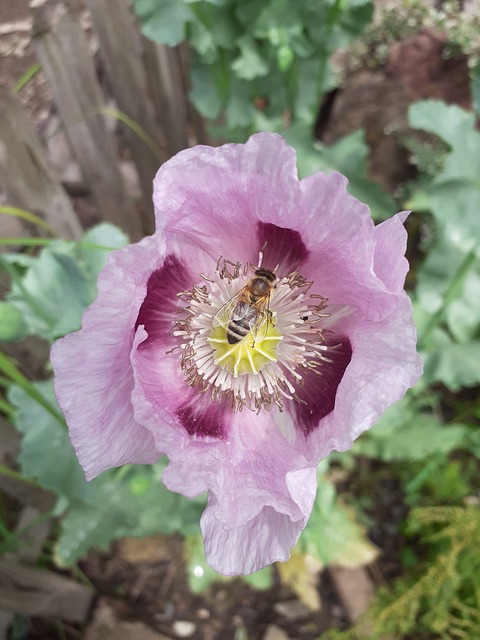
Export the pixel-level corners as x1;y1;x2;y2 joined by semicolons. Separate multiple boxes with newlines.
171;257;334;413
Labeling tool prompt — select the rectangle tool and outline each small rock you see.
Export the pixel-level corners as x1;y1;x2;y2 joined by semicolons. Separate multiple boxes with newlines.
85;602;170;640
262;624;291;640
274;600;310;620
172;620;196;638
117;534;172;564
195;608;210;620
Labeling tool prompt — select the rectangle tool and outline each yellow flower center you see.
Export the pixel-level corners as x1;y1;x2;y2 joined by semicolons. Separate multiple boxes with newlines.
207;322;283;378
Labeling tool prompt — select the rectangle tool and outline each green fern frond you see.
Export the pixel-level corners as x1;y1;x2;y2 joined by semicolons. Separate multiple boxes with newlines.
322;505;480;640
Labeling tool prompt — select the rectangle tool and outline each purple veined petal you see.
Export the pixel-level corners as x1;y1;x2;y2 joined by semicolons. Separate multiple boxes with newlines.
289;335;353;434
51;235;166;480
294;172;401;321
256;222;310;274
284;210;421;456
153;133;301;275
201;466;316;576
303;294;422;462
135;253;194;346
159;409;318;575
131;323;232;453
373;211;410;293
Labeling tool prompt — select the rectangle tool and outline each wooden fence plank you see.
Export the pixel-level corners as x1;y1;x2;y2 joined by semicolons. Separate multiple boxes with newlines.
143;40;189;157
0;90;82;240
85;0;163;228
0;558;93;622
32;5;143;241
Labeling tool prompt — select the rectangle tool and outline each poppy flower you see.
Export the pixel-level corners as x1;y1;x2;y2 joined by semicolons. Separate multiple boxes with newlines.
51;133;422;575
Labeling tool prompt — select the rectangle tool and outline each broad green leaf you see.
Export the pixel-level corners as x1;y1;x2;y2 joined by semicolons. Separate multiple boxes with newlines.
3;226;128;342
422;341;480;391
0;302;27;342
409;101;480;252
189;57;223;118
189;19;218;62
9;382;85;498
231;36;269;80
132;0;191;46
225;79;256;128
7;245;89;340
81;223;129;299
243;565;274;591
354;400;469;461
302;498;378;568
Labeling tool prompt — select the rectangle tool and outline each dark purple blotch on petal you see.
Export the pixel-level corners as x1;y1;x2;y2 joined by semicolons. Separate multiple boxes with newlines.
177;403;226;439
257;222;309;274
136;254;191;344
293;336;352;434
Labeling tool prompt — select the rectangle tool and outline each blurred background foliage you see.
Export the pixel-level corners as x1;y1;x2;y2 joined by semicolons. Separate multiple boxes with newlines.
1;0;480;638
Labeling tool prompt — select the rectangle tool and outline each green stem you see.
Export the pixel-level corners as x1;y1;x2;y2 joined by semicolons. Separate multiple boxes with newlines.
12;62;42;94
0;397;15;416
0;206;58;237
0;463;46;488
0;237;55;247
0;351;65;427
418;248;477;349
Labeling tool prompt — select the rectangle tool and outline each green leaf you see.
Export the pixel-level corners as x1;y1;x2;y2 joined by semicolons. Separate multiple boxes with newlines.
7;246;90;341
189;57;223;118
3;225;127;342
0;302;27;342
409;101;480;253
225;79;256;128
277;549;323;610
231;36;269;80
132;0;191;46
302;488;378;568
243;565;274;591
80;223;129;299
9;382;84;497
353;400;469;460
423;342;480;391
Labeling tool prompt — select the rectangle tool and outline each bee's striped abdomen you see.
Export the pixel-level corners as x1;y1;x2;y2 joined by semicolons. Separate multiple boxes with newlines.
227;318;250;344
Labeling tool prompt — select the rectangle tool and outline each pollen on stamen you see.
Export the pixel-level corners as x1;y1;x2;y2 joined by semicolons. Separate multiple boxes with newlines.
171;258;332;412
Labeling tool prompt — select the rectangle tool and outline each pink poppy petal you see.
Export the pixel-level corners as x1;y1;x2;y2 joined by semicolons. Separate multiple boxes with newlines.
290;335;353;433
158;410;318;575
136;254;194;345
51;235;166;480
257;221;310;273
153;133;300;274
202;465;317;576
373;211;410;293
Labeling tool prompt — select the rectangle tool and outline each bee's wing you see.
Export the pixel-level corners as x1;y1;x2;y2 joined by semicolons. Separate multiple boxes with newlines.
249;294;272;342
213;288;247;328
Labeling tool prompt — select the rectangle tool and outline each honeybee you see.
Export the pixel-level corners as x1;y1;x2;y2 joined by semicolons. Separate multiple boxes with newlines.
214;269;277;345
